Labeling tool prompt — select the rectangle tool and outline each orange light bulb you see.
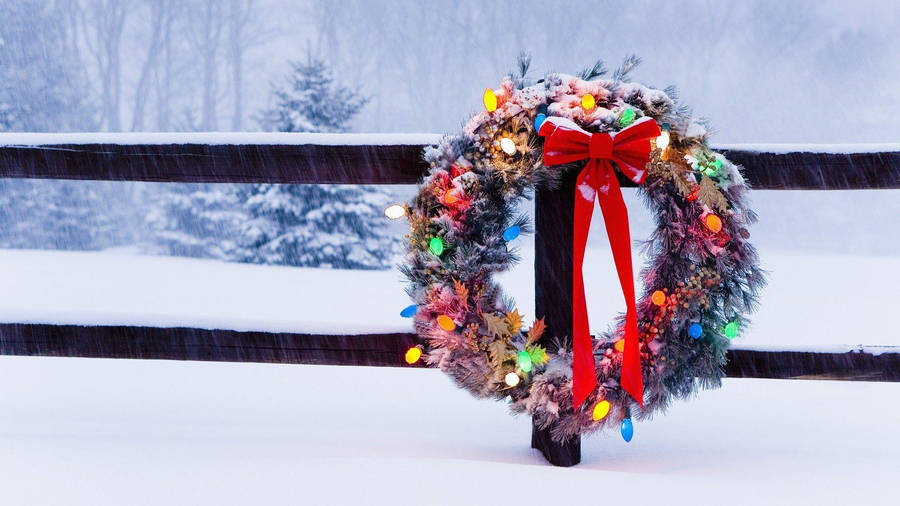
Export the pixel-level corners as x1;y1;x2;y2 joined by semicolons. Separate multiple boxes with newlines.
705;214;723;233
436;315;455;331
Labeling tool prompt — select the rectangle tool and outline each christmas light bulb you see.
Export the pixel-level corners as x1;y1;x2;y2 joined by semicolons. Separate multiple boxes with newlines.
651;290;666;306
656;130;670;150
444;189;458;204
517;350;533;373
500;137;516;155
619;108;636;127
405;346;423;364
688;322;703;339
724;321;739;339
483;88;498;112
436;315;455;331
621;418;634;442
384;204;406;220
705;214;723;233
504;372;520;387
592;400;611;421
502;225;520;242
400;304;418;318
581;94;596;110
429;237;444;256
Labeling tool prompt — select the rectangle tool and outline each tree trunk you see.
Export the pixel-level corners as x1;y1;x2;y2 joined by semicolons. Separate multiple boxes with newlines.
229;0;243;131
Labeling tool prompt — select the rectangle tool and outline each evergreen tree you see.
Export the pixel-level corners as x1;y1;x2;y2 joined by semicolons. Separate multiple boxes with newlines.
243;56;398;269
257;56;369;133
144;183;248;260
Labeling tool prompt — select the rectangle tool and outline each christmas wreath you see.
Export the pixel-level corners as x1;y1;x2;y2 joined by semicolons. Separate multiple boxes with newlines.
398;57;764;443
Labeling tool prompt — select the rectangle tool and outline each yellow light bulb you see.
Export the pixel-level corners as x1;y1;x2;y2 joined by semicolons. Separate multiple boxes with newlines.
615;339;625;353
656;130;670;150
592;400;611;421
404;346;422;364
581;94;596;110
483;88;498;112
384;204;406;220
504;372;520;387
500;137;516;155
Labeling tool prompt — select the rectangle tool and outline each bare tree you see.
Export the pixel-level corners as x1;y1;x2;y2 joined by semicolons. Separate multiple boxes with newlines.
227;0;274;131
154;0;175;131
78;0;129;131
131;0;165;131
199;0;224;130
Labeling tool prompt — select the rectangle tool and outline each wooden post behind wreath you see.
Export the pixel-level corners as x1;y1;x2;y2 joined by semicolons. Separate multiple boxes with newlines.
533;167;581;467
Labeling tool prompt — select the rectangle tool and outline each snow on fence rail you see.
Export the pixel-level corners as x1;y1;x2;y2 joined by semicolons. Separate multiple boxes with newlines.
0;133;898;382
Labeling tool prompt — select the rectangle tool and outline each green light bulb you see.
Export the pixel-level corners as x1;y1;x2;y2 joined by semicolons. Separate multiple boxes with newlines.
518;350;533;373
619;108;636;127
724;321;739;339
429;237;444;256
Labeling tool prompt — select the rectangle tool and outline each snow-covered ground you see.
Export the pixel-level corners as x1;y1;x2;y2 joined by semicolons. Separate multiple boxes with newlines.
0;356;896;505
0;245;897;348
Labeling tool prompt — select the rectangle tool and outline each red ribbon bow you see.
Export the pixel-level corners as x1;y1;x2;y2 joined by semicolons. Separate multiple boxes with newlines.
538;116;660;410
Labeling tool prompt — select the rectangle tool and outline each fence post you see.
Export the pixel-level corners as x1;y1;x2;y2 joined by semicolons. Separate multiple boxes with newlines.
532;167;581;466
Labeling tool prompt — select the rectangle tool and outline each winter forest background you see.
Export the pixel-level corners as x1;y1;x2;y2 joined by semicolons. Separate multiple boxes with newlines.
1;0;899;269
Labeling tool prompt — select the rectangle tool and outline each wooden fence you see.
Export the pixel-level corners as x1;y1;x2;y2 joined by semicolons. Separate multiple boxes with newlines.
0;135;898;465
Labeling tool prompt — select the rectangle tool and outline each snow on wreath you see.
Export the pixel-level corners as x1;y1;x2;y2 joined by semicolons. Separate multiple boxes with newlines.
396;55;765;444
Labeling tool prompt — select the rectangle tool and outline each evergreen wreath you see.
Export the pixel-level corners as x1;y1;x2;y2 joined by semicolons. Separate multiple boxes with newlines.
400;56;764;443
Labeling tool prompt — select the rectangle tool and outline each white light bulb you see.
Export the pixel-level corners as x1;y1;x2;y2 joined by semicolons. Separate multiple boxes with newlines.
500;137;517;155
656;130;670;150
504;372;520;387
384;204;406;220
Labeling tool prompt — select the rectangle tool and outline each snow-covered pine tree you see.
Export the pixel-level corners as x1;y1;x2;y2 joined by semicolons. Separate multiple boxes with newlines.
144;183;248;260
244;55;398;269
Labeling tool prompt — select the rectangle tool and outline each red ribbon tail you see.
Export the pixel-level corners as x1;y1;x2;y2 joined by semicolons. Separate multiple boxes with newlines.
595;165;645;407
571;164;598;411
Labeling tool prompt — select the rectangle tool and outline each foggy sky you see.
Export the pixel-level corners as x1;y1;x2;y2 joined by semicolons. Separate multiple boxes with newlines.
4;0;899;143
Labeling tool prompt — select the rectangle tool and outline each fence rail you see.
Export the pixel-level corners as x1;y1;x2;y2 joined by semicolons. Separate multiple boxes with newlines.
1;137;899;188
0;136;897;383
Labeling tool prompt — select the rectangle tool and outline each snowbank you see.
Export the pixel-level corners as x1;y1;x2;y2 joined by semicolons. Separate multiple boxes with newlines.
0;356;896;505
0;246;896;347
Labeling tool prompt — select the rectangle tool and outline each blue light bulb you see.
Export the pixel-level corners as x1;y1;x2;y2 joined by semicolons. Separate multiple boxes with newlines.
502;225;521;242
688;323;703;339
400;304;418;318
621;418;634;442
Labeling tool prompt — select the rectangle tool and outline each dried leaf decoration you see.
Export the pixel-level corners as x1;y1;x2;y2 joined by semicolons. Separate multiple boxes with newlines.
673;172;695;200
488;340;511;369
453;279;469;310
698;175;728;212
482;312;511;338
505;309;524;335
526;317;546;345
